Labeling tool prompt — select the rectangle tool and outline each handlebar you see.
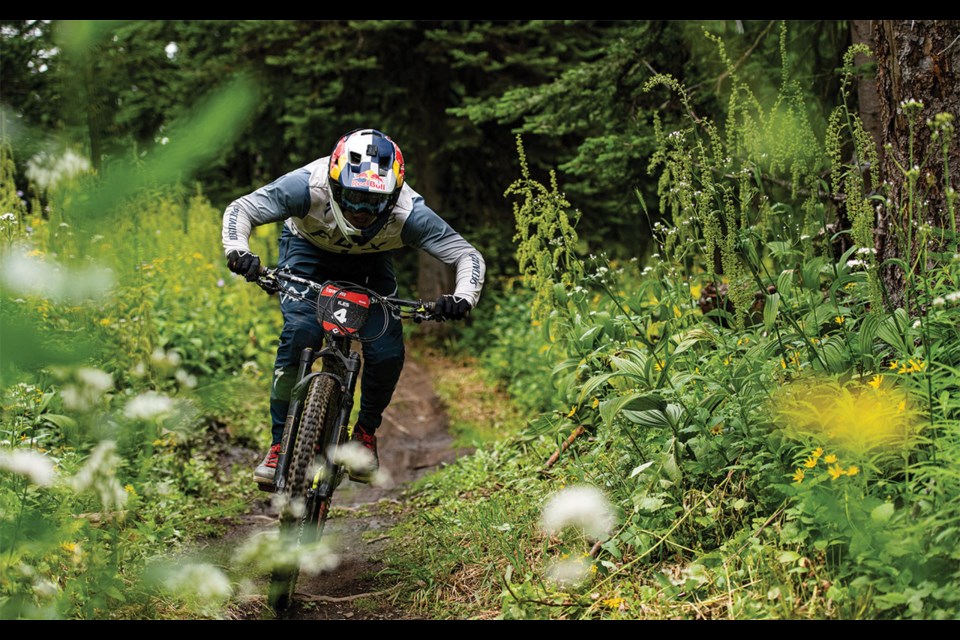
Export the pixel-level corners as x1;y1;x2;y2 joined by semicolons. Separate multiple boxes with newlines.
256;266;443;325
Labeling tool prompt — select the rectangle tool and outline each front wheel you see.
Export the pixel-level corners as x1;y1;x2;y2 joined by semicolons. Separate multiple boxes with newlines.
268;375;343;615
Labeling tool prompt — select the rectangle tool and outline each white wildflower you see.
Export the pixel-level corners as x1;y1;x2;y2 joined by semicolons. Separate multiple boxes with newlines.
69;440;127;510
540;485;615;540
298;540;340;576
545;556;592;590
945;291;960;303
846;259;867;269
162;563;232;602
61;367;114;411
0;248;113;301
124;391;174;420
25;149;91;191
330;441;374;474
0;449;56;486
33;578;60;598
174;369;197;389
151;349;181;368
932;296;946;307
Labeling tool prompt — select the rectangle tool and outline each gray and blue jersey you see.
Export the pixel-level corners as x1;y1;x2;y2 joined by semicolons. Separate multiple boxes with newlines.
222;156;485;307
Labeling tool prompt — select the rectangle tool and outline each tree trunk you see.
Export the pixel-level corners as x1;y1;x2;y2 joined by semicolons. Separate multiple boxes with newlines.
851;20;883;152
873;20;960;310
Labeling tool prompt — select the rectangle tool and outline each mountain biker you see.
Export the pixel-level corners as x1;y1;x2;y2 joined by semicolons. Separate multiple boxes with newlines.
221;128;485;486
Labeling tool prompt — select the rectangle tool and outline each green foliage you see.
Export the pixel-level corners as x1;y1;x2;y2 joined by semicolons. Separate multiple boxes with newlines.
406;27;960;619
0;124;277;617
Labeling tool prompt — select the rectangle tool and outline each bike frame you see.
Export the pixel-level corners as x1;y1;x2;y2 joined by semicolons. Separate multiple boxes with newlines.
260;267;437;497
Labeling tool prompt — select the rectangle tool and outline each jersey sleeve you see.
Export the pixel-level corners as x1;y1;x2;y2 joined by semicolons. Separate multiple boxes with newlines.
222;167;312;255
400;198;486;308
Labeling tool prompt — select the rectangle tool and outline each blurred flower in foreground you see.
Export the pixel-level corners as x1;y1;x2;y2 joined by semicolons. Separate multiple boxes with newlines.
124;391;175;421
0;247;114;301
545;556;592;590
60;367;114;411
540;485;615;540
773;376;920;456
330;441;392;487
233;529;339;577
69;440;127;510
161;563;233;602
0;448;56;486
25;148;91;191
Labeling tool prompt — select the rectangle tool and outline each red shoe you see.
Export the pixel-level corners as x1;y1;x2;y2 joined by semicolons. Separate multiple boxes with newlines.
348;426;379;483
254;443;281;484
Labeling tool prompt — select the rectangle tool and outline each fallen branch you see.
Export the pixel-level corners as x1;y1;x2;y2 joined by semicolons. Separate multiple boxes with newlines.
543;425;586;470
297;584;401;603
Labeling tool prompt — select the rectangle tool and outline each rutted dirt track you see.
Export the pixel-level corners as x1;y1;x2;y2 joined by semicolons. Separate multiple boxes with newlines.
223;357;467;620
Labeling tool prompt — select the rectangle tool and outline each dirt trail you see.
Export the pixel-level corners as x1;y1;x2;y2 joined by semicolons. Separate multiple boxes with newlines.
224;356;467;620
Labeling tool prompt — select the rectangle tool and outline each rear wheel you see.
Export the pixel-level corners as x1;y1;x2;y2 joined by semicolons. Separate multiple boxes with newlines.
268;375;342;615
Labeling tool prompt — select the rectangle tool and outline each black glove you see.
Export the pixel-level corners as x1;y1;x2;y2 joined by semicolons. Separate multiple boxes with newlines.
435;294;472;320
227;250;261;282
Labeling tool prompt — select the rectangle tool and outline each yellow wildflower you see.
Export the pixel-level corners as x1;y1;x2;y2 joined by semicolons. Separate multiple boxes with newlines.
897;399;906;413
603;597;626;610
812;447;823;459
846;465;859;476
824;454;838;464
792;468;805;483
710;424;723;436
591;397;600;409
828;464;846;480
867;375;883;389
567;406;577;418
60;542;77;553
99;318;112;326
888;361;899;370
835;315;845;325
803;457;818;469
124;484;137;496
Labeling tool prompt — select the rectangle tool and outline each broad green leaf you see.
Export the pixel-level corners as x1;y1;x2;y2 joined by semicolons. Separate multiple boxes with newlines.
858;312;881;360
776;269;795;297
763;292;780;332
876;309;908;353
41;414;78;430
629;460;655;477
599;392;667;425
871;502;895;523
777;550;801;563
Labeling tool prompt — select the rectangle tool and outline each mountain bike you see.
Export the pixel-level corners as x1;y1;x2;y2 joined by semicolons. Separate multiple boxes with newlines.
253;266;442;615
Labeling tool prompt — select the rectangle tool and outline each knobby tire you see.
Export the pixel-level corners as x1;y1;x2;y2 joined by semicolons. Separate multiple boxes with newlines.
268;375;342;615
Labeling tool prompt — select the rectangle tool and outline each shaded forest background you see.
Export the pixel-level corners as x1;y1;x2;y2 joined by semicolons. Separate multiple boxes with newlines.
1;20;853;282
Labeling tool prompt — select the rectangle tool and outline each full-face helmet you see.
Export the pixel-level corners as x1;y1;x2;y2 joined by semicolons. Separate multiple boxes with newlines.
328;129;405;233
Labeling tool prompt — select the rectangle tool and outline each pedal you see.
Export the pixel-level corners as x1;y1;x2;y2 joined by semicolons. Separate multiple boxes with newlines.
256;481;277;493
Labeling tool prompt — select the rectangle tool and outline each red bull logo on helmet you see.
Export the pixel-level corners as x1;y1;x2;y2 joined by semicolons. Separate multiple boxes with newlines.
350;169;386;191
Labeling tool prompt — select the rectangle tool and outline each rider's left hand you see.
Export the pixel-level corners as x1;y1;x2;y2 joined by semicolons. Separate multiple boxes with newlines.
435;294;472;320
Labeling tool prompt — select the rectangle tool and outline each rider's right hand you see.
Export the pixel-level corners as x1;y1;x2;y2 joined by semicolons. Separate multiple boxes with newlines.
227;250;261;282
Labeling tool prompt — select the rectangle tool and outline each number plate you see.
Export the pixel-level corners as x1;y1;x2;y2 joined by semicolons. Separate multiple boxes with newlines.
317;285;370;335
